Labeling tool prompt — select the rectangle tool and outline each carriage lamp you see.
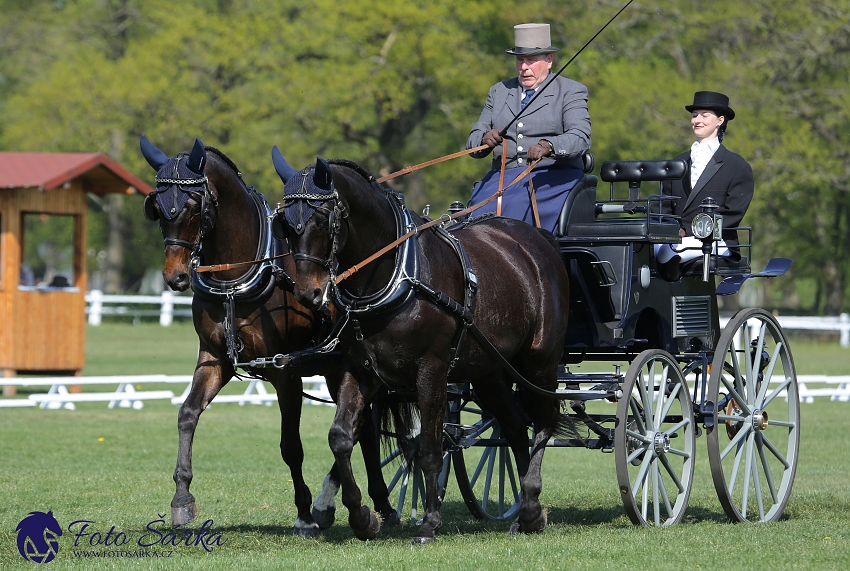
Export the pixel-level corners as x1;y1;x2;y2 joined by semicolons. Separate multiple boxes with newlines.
692;198;723;282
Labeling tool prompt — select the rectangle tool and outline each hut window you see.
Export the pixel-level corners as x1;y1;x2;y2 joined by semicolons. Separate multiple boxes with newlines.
20;213;75;289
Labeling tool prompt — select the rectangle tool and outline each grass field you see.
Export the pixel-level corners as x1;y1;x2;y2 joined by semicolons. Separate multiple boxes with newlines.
1;323;849;570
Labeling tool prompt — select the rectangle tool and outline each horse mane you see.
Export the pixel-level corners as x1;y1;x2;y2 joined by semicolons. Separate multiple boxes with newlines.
204;146;243;180
328;158;377;184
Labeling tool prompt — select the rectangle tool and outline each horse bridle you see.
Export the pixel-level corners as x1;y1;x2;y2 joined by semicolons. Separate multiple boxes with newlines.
147;157;219;261
281;188;347;301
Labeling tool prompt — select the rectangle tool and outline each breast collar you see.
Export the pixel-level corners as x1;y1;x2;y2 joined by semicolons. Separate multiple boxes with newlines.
334;189;419;315
191;191;281;302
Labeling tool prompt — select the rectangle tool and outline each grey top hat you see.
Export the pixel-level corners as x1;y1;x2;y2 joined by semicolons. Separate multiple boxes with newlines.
505;23;560;56
685;91;735;121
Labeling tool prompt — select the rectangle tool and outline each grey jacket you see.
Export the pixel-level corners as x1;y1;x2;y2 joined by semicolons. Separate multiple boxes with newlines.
466;74;591;170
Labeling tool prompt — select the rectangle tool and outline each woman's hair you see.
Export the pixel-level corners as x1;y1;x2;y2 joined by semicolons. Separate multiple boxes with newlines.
717;120;728;143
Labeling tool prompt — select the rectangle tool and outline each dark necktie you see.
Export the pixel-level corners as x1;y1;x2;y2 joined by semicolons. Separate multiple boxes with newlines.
521;89;535;109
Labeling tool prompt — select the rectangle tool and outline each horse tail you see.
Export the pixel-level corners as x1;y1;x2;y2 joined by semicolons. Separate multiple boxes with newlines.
517;387;586;444
375;391;420;460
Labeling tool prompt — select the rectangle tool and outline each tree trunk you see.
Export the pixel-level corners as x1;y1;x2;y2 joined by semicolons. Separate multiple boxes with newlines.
104;194;125;294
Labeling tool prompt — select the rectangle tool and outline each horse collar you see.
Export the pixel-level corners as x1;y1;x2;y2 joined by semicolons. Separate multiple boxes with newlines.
335;191;419;315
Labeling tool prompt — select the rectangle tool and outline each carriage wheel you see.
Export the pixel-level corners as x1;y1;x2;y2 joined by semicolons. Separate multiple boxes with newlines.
615;349;696;527
706;308;799;522
451;399;523;521
380;414;451;526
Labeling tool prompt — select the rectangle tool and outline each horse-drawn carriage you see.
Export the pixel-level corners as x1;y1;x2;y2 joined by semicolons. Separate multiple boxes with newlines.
372;156;798;529
140;137;798;542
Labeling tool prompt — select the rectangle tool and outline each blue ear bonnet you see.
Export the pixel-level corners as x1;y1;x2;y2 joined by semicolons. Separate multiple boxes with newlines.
283;165;335;234
153;154;208;220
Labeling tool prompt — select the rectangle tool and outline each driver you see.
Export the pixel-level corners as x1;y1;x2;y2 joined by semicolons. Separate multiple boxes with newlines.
465;23;591;233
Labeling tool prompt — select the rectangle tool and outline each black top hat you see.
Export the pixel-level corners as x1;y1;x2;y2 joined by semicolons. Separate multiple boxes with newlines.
685;91;735;121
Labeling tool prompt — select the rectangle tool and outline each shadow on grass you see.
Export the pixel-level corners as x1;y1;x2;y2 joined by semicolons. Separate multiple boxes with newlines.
193;498;789;545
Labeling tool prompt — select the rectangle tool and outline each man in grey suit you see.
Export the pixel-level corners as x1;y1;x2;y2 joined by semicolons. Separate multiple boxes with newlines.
466;23;591;232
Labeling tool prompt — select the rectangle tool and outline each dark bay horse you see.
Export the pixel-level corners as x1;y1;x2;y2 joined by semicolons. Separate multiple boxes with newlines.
139;137;398;535
272;154;571;543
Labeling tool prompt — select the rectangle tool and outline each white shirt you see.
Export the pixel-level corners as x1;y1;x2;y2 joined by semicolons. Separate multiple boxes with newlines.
690;137;720;188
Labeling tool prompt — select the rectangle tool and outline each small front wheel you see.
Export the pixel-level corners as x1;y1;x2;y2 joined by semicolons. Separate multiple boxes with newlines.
615;349;696;527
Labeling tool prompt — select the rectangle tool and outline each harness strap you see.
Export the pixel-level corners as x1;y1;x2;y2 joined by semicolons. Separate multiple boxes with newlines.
164;237;197;250
223;293;244;367
496;145;507;217
528;172;541;228
377;144;488;184
195;252;290;273
411;279;566;400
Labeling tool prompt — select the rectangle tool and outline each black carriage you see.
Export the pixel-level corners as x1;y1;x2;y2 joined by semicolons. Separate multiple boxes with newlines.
382;157;799;528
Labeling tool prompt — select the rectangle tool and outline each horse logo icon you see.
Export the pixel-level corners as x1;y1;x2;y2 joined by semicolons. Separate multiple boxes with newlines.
16;511;62;563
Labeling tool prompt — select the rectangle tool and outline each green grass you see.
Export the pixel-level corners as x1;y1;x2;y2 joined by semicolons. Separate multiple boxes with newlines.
1;323;849;569
83;322;200;376
2;399;849;570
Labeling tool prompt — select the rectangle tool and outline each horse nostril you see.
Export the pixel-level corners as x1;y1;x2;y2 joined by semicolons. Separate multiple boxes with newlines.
311;288;324;308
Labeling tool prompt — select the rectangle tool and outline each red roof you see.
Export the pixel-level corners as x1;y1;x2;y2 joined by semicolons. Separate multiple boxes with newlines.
0;152;152;195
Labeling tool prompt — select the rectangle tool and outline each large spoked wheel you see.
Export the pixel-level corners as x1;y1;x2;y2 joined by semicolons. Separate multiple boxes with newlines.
380;414;451;526
451;397;523;521
615;349;696;527
707;308;800;522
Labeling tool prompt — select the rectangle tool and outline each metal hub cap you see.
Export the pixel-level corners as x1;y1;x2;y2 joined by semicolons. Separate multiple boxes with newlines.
653;432;671;455
752;409;769;431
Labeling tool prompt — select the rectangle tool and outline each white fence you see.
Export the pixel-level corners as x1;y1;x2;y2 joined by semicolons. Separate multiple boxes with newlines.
85;291;850;347
0;375;332;410
1;374;848;411
86;290;193;326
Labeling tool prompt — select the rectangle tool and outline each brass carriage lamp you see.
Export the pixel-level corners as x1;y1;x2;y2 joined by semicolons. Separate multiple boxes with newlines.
692;197;723;282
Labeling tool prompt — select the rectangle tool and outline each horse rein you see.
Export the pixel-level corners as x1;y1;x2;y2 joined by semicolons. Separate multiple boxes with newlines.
333;157;541;284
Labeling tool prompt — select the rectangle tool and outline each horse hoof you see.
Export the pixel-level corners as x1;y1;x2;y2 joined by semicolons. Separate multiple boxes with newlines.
411;535;436;545
171;502;197;527
312;507;336;530
512;510;547;535
352;509;381;541
293;520;321;538
382;510;401;528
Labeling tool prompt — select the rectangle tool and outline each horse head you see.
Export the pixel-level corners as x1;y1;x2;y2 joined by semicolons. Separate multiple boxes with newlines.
140;135;218;291
271;147;345;310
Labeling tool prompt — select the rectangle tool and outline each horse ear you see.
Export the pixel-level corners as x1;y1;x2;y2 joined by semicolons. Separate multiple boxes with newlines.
314;157;333;190
139;135;169;171
271;145;297;184
186;138;206;174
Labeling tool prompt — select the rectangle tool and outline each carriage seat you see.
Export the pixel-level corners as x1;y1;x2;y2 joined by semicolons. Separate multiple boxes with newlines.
556;159;686;241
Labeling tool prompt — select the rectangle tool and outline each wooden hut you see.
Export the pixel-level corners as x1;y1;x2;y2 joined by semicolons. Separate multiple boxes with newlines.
0;153;152;381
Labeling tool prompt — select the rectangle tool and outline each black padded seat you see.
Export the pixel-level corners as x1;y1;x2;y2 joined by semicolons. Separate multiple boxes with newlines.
556;175;598;236
567;219;681;241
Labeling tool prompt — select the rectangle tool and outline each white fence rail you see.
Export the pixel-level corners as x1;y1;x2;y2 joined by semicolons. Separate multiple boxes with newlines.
85;291;850;346
0;375;332;410
85;290;193;326
1;374;848;410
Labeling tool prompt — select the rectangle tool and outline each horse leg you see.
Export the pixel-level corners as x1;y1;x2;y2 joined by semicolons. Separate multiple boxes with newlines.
310;404;397;529
512;364;561;534
328;370;381;540
311;465;340;530
469;376;548;533
361;404;400;526
272;371;320;537
411;364;448;544
172;350;229;526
